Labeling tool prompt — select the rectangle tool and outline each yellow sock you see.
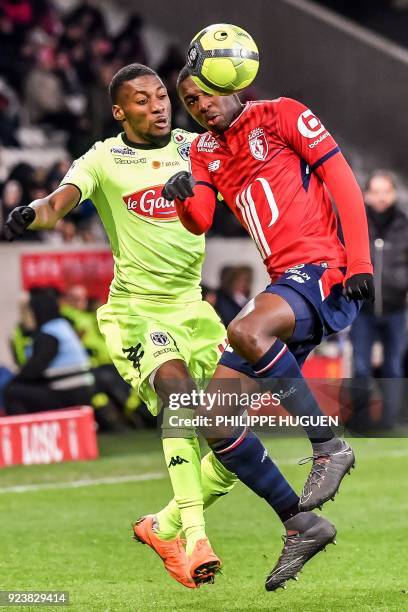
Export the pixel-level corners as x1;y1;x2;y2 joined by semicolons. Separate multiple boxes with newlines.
156;451;237;542
161;436;205;555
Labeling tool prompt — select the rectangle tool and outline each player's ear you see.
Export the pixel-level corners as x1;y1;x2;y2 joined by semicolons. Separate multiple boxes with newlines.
112;105;125;122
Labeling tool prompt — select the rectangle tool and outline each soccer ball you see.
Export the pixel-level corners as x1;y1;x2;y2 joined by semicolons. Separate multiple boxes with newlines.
186;23;259;95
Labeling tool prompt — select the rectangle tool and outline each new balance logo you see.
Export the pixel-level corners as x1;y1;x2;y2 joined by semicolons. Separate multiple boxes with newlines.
123;343;144;376
287;274;305;284
208;159;221;172
168;456;189;467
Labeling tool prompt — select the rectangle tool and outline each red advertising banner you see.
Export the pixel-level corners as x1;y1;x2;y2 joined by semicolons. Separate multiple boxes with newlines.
20;250;114;301
0;407;99;468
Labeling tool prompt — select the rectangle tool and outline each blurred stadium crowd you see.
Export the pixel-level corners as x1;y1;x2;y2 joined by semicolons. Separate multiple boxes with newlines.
0;0;407;432
0;0;248;241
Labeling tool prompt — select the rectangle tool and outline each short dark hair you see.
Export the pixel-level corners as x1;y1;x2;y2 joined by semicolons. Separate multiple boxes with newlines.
109;63;158;103
365;170;397;192
176;65;191;92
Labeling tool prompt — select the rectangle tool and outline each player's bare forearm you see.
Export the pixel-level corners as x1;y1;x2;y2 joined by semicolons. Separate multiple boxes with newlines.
29;184;81;230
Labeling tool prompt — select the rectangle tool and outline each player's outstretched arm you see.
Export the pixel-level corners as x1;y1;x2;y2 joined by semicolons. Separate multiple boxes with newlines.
3;184;81;241
317;154;374;301
275;97;373;301
162;171;217;235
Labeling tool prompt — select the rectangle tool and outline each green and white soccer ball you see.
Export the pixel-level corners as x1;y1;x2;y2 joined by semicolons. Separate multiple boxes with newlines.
186;23;259;95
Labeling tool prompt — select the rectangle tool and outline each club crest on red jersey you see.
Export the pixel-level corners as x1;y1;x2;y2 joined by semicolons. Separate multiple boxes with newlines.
122;185;178;221
248;127;268;161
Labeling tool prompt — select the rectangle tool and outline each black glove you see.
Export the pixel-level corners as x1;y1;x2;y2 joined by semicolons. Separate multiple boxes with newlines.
343;273;375;302
162;171;196;202
3;206;36;241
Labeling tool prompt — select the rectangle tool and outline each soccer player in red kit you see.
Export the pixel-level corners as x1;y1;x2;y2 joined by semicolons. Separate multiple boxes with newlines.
161;67;374;589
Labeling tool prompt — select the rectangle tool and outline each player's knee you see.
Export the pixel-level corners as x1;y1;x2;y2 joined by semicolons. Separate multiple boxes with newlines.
154;360;195;407
227;316;264;356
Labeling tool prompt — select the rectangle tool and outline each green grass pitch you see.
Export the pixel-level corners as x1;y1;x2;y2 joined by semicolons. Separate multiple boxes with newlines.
1;433;407;611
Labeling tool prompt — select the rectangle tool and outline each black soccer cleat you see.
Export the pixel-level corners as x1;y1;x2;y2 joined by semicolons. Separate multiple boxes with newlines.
299;439;355;511
265;512;336;591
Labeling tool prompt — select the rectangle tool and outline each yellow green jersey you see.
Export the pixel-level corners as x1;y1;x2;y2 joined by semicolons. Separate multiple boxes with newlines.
61;129;203;302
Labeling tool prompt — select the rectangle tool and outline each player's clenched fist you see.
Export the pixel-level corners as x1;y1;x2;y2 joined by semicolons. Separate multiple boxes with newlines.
162;171;196;201
3;206;36;241
344;273;375;302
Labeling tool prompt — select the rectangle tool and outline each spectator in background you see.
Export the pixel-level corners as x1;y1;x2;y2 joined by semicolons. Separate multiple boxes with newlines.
215;265;253;327
0;77;20;146
350;170;408;429
23;45;79;132
0;178;41;241
0;8;20;86
114;13;147;66
1;179;22;216
3;286;95;415
10;292;35;367
31;0;61;38
0;0;33;28
60;285;136;431
201;284;217;308
6;161;35;201
60;285;111;367
87;60;121;141
57;218;81;243
62;2;107;42
0;365;13;413
46;158;72;192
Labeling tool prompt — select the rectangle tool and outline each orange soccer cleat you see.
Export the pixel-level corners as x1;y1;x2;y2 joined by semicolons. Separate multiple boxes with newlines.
188;538;222;585
132;515;196;589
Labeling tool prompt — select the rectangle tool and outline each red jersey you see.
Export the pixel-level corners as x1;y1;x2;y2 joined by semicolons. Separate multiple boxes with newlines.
179;98;372;281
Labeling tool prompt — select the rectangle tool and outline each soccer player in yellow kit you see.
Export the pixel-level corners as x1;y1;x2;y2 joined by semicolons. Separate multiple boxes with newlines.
3;64;237;588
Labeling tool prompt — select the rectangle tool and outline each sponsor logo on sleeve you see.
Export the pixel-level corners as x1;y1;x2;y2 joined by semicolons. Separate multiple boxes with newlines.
308;132;330;148
248;127;268;161
122;185;178;221
297;110;329;148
